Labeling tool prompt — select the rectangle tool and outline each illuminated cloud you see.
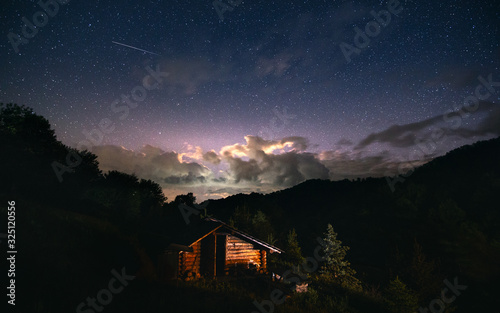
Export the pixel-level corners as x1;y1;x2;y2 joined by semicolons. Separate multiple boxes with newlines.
91;137;331;200
178;144;204;162
93;144;212;186
220;135;328;186
221;135;308;158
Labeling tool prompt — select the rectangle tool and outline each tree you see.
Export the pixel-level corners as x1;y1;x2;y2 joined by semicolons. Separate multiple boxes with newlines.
284;228;304;265
97;171;142;225
409;239;441;303
0;103;60;196
138;179;167;217
385;276;419;313
319;224;361;290
0;103;105;206
251;210;275;241
174;192;196;207
0;103;57;147
230;205;252;232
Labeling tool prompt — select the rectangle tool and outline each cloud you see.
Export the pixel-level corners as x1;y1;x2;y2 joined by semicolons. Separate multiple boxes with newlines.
92;144;211;186
337;138;353;146
355;101;499;150
220;136;329;186
91;136;427;202
355;115;443;149
319;149;431;180
221;135;309;159
203;150;221;164
164;172;207;184
178;144;203;162
211;176;227;183
86;129;437;203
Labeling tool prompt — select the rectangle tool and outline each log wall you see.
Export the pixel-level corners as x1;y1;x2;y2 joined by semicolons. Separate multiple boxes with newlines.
225;235;262;269
179;241;201;277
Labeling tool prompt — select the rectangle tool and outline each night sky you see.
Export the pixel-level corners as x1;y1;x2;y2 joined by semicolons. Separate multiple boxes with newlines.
2;0;499;200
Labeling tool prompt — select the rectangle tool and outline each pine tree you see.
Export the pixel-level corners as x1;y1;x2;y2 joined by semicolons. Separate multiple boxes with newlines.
231;205;252;231
252;210;274;240
319;224;361;291
284;228;304;265
385;276;419;313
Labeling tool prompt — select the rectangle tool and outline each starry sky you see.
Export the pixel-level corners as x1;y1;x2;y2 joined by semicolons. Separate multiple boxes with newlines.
1;0;499;200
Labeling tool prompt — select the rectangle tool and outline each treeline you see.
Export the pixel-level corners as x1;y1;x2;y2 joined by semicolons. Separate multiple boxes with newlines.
1;103;167;230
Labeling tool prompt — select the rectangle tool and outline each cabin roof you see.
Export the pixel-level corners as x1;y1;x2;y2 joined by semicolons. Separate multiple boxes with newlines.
167;217;283;254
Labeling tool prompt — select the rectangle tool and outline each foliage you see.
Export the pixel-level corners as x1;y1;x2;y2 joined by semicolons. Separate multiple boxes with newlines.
230;205;252;231
384;276;419;313
230;206;276;243
409;239;441;303
283;228;305;265
174;192;196;207
319;224;361;291
0;102;56;145
429;198;466;225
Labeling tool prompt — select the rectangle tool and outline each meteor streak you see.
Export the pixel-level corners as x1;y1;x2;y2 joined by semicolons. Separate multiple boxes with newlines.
112;41;161;56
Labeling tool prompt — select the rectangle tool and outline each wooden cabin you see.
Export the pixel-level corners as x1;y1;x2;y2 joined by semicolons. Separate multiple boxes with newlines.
158;217;283;280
